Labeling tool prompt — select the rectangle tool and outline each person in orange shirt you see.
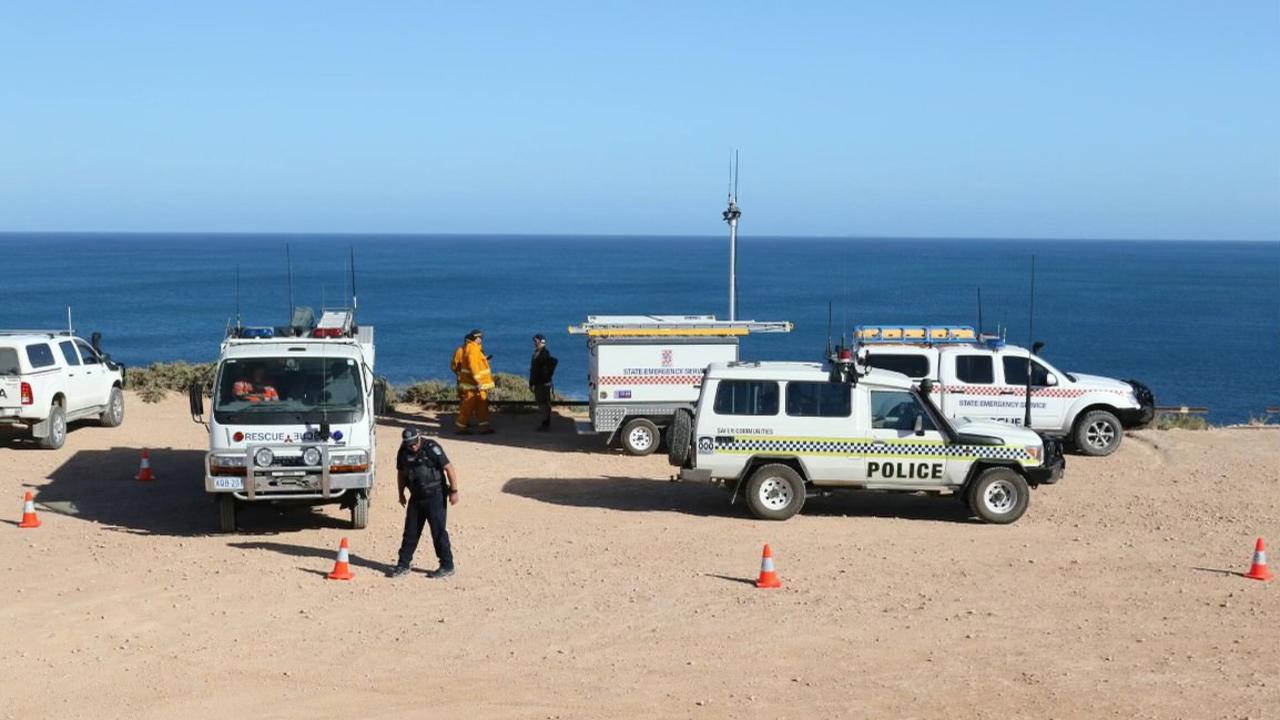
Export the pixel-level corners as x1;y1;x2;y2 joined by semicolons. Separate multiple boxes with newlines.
451;330;495;434
233;365;280;403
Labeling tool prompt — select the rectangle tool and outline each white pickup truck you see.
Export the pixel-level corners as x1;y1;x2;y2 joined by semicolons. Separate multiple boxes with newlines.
856;325;1155;456
0;330;126;449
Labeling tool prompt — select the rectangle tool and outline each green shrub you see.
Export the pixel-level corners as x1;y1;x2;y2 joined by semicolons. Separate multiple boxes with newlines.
127;361;217;403
385;372;563;409
1155;412;1210;430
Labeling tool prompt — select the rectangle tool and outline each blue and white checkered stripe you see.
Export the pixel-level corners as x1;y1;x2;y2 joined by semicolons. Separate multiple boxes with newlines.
714;437;1032;462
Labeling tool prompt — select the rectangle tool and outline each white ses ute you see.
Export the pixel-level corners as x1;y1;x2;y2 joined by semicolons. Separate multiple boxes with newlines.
667;357;1065;524
856;325;1155;457
189;309;386;533
0;330;126;449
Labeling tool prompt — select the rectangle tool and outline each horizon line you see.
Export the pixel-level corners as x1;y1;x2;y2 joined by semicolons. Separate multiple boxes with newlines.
1;230;1275;244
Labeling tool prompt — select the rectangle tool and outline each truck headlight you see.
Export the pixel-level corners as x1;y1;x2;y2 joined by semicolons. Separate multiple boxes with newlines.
329;451;369;471
254;448;275;468
302;447;323;467
210;453;248;476
1025;446;1042;462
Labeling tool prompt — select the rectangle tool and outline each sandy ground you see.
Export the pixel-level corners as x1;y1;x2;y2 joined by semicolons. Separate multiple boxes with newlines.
2;392;1277;720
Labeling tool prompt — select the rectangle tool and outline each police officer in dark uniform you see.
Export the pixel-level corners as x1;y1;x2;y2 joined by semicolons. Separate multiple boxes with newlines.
390;428;458;578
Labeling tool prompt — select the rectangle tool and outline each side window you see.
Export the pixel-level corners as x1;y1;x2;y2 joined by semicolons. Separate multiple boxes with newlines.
954;355;994;384
59;341;81;366
865;353;930;379
0;348;20;375
713;380;779;416
786;381;852;417
1002;357;1051;386
26;343;56;369
76;341;101;365
869;390;937;432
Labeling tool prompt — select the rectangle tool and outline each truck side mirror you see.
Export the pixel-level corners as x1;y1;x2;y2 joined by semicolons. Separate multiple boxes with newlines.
1045;374;1058;387
188;381;205;420
913;414;924;436
373;381;388;416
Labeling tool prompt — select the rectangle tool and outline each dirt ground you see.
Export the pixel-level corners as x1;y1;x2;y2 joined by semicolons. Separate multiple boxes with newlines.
2;393;1277;719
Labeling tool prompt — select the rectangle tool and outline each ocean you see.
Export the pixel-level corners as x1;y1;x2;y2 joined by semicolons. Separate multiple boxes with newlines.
1;234;1277;423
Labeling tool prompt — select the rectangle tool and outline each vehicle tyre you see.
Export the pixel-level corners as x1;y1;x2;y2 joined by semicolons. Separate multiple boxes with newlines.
38;404;67;450
100;387;125;427
967;467;1030;524
620;418;660;456
744;463;806;521
667;410;693;467
1073;409;1123;457
351;491;369;529
218;494;238;533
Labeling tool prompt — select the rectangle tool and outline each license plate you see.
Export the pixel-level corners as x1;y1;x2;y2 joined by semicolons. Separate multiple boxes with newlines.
213;477;244;490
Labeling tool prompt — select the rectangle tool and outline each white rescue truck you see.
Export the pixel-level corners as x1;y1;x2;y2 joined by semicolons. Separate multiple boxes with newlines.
189;308;385;532
855;325;1155;457
668;356;1065;523
568;315;792;455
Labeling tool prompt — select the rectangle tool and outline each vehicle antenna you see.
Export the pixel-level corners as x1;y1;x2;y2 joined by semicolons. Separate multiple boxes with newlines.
286;243;295;325
1023;256;1036;428
235;264;242;331
66;306;73;335
349;246;358;317
722;150;742;321
826;300;834;361
977;286;984;336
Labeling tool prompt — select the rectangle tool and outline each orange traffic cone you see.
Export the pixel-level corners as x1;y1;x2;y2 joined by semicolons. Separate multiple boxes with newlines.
755;544;781;588
1245;537;1273;582
134;450;156;482
327;537;355;580
18;491;41;529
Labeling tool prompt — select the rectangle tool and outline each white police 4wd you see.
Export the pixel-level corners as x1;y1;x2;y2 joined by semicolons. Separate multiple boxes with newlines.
0;330;126;449
856;325;1154;457
668;360;1064;523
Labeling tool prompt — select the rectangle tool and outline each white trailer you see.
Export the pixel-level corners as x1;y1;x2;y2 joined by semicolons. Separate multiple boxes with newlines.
568;315;791;455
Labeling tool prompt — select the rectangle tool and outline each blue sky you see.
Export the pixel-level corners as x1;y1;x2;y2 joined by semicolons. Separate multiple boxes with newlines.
1;2;1276;240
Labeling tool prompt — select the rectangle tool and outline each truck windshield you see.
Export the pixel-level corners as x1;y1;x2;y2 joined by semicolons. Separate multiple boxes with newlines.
213;357;363;424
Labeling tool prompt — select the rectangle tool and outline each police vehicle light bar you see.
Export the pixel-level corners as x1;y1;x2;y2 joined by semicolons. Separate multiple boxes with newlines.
855;325;978;345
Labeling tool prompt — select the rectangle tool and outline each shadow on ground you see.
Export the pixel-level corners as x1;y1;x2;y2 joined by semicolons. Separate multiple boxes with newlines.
34;446;351;536
503;476;979;523
0;420;99;450
379;407;605;453
229;540;397;575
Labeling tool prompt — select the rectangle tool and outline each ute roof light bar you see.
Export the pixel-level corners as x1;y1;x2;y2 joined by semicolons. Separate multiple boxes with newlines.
855;325;979;345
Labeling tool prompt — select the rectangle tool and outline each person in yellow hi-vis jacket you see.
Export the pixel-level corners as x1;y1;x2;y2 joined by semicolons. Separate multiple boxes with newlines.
452;329;495;434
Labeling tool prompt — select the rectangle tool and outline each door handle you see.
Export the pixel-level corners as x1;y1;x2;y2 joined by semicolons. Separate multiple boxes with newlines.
999;390;1018;396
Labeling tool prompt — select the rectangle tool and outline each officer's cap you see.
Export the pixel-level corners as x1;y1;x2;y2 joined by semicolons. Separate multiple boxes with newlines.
401;428;421;444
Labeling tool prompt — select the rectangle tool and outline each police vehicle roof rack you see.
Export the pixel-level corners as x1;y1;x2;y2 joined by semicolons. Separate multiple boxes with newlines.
854;325;979;345
568;315;793;337
0;329;75;337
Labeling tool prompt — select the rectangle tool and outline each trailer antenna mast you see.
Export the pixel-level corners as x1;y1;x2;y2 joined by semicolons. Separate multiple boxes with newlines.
722;150;742;321
1023;256;1037;428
